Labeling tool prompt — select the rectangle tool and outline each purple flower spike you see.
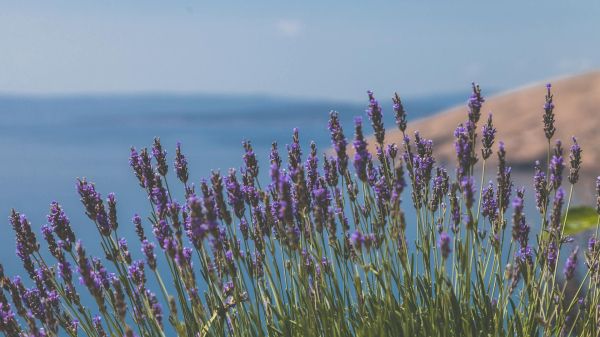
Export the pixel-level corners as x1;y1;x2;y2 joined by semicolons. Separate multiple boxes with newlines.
533;161;547;211
128;260;146;291
549;187;565;230
350;230;364;250
467;83;485;124
152;137;168;176
454;124;473;179
496;141;513;214
549;140;564;190
564;247;579;281
225;169;245;219
546;242;558;272
129;147;145;188
438;232;452;259
511;188;529;248
366;90;385;146
596;176;600;215
516;246;533;266
328;111;348;174
48;202;76;251
242;140;259;180
543;83;556;140
568;136;582;185
481;114;496;160
142;240;157;270
174;142;189;184
481;182;498;225
392;92;407;132
461;176;475;210
133;213;146;241
353;117;370;182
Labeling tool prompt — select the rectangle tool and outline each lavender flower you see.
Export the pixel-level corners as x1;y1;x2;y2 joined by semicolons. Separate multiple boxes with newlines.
588;236;597;253
430;167;449;212
366;90;385;146
543;83;555;140
547;241;558;272
269;141;282;168
449;183;461;232
174;141;189;184
76;178;101;220
564;247;579;281
350;231;364;250
392;92;407;132
481;114;496;160
132;213;146;241
305;142;319;191
129;147;145;188
93;315;107;337
549;140;564;190
353;117;370;182
454;124;473;179
118;238;132;264
323;155;339;187
153;219;173;250
568;136;582;184
10;211;39;260
186;196;209;248
142;240;157;270
496;141;513;214
42;225;63;259
287;128;302;176
328;111;348;174
511;188;529;248
533;161;547;211
549;187;565;231
128;260;146;291
242;140;259;180
47;202;75;251
107;193;118;231
76;241;103;305
468;82;485;124
461;176;475;210
152;137;168;176
438;232;452;259
374;175;390;206
516;246;533;266
151;175;169;218
76;178;111;235
138;148;156;189
481;182;498;225
597;176;600;215
414;133;435;183
147;290;163;328
225;169;245;218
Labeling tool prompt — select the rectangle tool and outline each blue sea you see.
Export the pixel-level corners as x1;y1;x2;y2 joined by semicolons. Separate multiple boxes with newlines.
0;92;466;274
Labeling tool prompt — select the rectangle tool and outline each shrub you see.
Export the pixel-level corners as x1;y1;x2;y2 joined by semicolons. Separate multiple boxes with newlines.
1;83;598;336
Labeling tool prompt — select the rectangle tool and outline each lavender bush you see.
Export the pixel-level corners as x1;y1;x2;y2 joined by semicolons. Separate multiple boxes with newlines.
1;83;599;336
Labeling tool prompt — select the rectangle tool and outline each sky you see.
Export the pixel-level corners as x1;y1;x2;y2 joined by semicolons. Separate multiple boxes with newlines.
1;1;599;102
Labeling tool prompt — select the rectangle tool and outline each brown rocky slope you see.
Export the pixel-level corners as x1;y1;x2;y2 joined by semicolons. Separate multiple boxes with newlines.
369;71;600;200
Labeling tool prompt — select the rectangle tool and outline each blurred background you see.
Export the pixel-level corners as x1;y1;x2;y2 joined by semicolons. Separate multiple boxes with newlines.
1;1;600;272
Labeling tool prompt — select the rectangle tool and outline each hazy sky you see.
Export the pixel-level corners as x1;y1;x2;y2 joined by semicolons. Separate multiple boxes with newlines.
1;1;599;101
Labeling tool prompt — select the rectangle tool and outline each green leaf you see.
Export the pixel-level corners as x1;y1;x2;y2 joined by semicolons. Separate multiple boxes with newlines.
563;206;599;235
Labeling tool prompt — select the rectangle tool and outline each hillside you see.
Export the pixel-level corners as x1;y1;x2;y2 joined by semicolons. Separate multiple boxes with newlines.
374;71;600;200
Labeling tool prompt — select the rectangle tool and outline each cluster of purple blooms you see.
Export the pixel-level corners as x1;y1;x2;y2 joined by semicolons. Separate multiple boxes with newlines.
0;83;598;337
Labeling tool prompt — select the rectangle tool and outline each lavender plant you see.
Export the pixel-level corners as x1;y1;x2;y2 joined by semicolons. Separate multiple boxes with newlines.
1;84;599;337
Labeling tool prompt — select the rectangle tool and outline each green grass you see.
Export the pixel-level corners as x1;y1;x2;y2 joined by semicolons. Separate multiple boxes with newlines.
563;206;599;235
